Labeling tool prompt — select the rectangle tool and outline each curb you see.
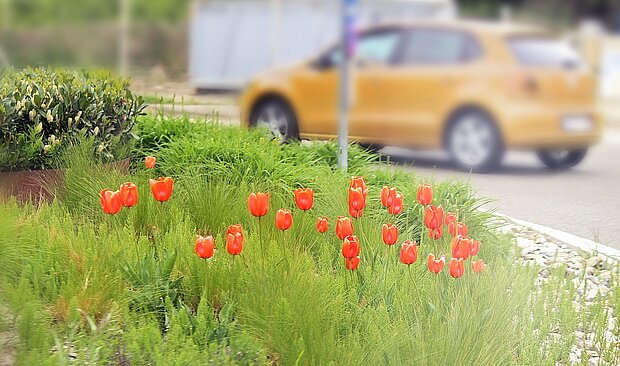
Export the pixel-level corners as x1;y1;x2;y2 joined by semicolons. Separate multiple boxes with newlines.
494;212;620;263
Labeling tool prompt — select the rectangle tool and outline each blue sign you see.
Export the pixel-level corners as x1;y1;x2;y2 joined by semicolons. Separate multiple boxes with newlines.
345;0;357;59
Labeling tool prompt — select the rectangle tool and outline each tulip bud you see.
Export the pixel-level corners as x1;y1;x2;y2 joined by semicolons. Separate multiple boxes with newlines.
417;184;433;206
336;216;354;240
145;156;157;169
472;259;485;273
449;258;465;279
399;240;418;265
275;209;293;231
427;254;445;274
382;223;398;245
29;109;35;121
388;193;403;215
341;235;361;259
195;235;215;259
316;216;328;234
248;192;270;217
294;188;314;211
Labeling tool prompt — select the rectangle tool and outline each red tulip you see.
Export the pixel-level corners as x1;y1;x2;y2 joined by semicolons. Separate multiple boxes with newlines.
226;226;243;256
417;184;433;206
428;226;443;240
294;188;314;211
100;189;122;214
472;259;486;273
448;221;468;237
451;235;472;260
145;155;156;169
399;240;418;265
345;256;360;271
350;176;368;198
119;182;138;208
275;209;293;231
341;235;360;259
449;258;465;278
387;193;403;215
316;216;329;234
424;205;444;230
470;239;481;257
149;177;174;202
227;224;244;240
195;235;215;259
427;254;445;274
248;192;269;217
445;212;457;227
382;224;398;245
336;216;354;240
381;186;397;208
348;187;366;218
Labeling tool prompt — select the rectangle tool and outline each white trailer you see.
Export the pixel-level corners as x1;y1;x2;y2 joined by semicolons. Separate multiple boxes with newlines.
189;0;456;90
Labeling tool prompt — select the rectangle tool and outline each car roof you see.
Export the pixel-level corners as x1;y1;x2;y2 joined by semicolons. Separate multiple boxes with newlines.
363;19;550;36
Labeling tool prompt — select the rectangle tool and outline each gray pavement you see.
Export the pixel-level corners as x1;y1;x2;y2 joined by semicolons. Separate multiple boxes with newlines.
382;128;620;249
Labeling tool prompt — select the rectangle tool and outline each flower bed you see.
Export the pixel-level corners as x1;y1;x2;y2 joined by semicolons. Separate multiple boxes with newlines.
0;115;617;365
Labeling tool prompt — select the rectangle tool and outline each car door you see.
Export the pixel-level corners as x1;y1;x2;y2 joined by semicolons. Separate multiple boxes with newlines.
367;27;484;148
290;28;404;139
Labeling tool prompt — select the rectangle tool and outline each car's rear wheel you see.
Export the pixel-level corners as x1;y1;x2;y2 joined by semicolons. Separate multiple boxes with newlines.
250;99;298;143
536;148;587;169
446;109;504;172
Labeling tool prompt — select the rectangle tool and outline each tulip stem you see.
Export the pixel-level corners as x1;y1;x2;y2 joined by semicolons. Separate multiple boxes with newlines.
258;216;266;274
408;264;414;283
383;246;390;289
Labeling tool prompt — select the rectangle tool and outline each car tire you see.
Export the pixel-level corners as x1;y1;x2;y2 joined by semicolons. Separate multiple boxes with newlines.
536;148;587;169
357;142;384;154
445;108;504;172
250;99;299;143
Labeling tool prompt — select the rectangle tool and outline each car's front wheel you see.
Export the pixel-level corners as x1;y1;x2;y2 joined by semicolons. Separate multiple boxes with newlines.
250;99;298;143
446;109;504;172
536;148;588;169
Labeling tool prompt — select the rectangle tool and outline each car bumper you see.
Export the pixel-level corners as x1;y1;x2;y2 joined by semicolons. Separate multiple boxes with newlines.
500;105;602;149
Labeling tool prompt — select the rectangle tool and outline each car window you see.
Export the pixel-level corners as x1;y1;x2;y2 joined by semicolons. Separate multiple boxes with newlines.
324;29;402;67
507;36;583;68
399;29;481;65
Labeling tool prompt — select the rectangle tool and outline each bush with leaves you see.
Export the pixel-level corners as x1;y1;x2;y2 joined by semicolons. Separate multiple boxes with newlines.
0;67;146;171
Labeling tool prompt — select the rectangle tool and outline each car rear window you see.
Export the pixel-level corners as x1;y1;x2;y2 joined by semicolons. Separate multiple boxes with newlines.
507;36;583;68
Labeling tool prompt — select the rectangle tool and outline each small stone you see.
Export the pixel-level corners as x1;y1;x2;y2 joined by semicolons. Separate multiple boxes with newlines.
586;256;603;269
586;288;598;301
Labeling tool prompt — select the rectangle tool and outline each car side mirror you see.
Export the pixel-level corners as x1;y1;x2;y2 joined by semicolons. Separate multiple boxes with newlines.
311;56;334;71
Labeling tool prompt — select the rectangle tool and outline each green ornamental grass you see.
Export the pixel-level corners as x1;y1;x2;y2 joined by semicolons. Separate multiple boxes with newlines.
0;115;618;365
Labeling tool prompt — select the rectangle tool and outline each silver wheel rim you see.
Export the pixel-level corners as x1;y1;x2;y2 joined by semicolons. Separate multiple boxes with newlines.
547;150;571;161
450;115;494;167
256;105;288;142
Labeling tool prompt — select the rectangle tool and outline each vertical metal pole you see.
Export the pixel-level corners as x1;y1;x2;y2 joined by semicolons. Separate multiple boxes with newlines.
119;0;130;75
338;0;356;171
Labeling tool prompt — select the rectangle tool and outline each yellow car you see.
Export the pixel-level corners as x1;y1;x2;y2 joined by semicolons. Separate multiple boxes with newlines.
240;21;601;171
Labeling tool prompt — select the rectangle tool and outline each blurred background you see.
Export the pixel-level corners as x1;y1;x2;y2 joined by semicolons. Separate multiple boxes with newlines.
2;0;620;247
1;0;620;98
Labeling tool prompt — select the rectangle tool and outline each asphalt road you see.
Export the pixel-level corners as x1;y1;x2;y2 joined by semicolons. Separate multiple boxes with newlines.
382;127;620;250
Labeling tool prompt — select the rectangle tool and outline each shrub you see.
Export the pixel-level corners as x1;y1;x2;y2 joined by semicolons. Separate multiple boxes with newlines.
0;67;146;171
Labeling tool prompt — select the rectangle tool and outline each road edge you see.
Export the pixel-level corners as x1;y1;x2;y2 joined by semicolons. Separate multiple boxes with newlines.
494;212;620;263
